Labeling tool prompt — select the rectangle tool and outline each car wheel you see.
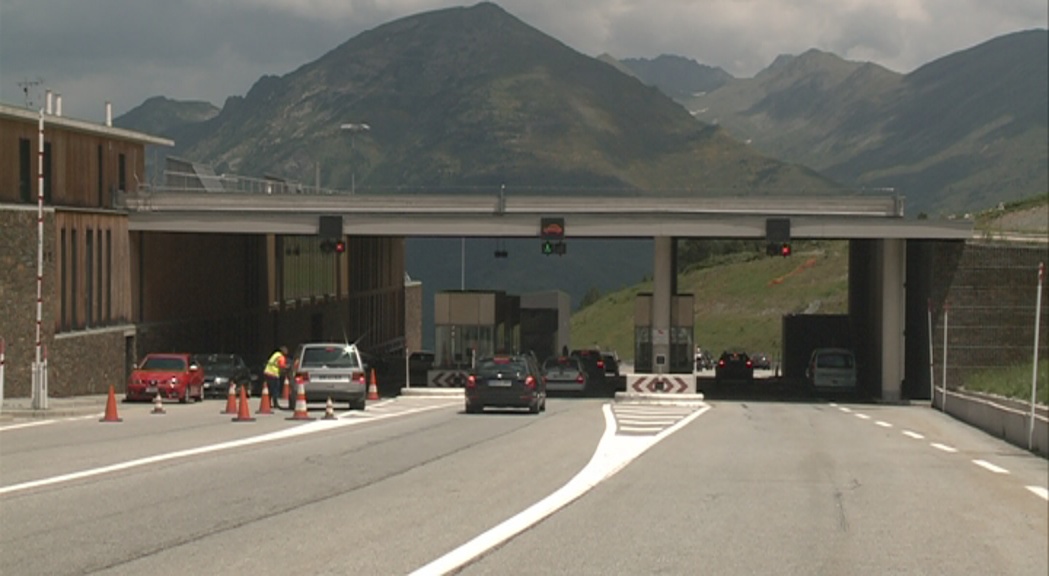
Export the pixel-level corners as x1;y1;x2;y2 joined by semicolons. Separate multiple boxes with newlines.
180;385;189;404
529;399;540;414
465;402;481;414
540;397;547;412
351;397;366;411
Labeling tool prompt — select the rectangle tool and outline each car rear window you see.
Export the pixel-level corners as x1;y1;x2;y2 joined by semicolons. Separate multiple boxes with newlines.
543;357;579;370
301;346;360;369
816;352;854;369
141;357;187;371
477;358;527;375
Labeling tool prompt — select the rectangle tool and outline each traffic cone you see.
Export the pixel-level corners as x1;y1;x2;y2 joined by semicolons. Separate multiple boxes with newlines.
221;381;238;414
151;393;166;415
367;369;380;401
322;397;337;420
286;380;314;421
232;384;255;422
280;377;290;404
100;384;123;423
257;382;273;415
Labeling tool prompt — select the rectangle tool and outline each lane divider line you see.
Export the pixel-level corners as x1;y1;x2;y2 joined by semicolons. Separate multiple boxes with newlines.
410;402;711;576
874;421;892;428
931;442;958;453
855;413;871;420
1027;486;1049;501
902;430;925;439
839;407;852;413
0;401;459;496
971;459;1010;474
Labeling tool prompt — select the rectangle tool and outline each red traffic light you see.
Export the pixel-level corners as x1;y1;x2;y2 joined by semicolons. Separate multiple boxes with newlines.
780;243;792;256
334;241;346;254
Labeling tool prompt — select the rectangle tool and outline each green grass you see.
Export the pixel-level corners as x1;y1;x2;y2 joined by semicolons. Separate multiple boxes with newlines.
571;240;849;360
963;360;1049;405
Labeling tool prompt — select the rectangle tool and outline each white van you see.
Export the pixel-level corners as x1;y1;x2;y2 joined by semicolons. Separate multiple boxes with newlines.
806;348;857;389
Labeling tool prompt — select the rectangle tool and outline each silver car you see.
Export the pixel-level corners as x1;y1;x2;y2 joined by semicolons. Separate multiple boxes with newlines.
291;343;368;410
542;356;589;394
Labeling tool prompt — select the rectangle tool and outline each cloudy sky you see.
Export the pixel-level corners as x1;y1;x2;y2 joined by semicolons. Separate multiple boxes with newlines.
2;0;1046;121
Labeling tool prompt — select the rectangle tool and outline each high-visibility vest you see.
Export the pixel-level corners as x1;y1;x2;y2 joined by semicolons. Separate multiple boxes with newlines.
264;351;286;377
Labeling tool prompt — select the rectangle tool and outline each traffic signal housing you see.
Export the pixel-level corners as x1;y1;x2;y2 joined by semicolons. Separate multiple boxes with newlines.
765;218;791;257
320;239;346;254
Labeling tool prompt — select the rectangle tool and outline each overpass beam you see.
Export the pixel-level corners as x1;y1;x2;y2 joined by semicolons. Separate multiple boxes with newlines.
651;236;674;374
880;238;906;402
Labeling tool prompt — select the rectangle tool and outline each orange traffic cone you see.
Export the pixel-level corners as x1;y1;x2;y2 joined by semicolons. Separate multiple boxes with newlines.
151;393;166;415
286;380;314;421
232;385;256;422
100;384;123;423
257;382;273;415
322;397;337;420
367;369;380;401
221;381;238;414
280;377;290;404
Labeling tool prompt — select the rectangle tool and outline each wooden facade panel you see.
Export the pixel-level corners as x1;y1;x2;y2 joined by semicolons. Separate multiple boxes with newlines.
0;116;145;208
53;211;132;332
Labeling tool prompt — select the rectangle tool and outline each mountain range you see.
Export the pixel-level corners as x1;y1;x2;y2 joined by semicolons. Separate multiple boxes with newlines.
615;30;1047;216
111;2;1046;345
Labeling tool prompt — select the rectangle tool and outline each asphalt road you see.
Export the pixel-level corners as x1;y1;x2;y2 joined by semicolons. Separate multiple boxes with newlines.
1;395;1046;575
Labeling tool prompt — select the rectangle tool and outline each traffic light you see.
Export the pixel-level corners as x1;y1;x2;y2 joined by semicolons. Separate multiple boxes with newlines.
765;218;791;257
320;239;346;254
780;242;792;257
541;241;566;256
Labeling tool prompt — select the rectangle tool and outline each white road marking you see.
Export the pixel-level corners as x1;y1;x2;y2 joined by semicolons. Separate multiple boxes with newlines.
0;420;57;432
617;425;670;433
410;402;711;575
829;403;838;407
855;413;871;420
903;430;925;439
875;421;892;428
1027;486;1049;501
839;407;852;413
0;401;459;496
931;443;958;453
971;459;1010;474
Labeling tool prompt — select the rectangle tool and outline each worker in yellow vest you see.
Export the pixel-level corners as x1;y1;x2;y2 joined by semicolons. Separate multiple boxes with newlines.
263;346;289;409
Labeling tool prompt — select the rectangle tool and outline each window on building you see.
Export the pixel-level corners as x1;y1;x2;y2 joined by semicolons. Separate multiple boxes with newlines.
118;153;127;192
106;229;112;323
86;229;94;326
19;138;32;203
71;229;78;329
97;145;104;208
60;228;67;330
43;142;52;204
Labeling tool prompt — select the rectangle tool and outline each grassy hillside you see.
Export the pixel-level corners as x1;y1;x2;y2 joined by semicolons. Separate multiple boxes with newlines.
571;241;850;360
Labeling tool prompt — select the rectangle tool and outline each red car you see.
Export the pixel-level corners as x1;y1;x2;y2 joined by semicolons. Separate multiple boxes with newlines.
126;353;205;403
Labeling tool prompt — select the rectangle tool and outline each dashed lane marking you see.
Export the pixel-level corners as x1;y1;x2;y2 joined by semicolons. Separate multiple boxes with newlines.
903;430;925;439
855;413;871;420
875;420;892;428
931;442;958;453
972;459;1010;474
839;407;852;413
1027;486;1049;501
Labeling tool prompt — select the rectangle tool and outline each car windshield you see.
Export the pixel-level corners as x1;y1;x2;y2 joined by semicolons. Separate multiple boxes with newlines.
300;346;359;368
196;354;239;368
140;357;186;371
817;352;854;369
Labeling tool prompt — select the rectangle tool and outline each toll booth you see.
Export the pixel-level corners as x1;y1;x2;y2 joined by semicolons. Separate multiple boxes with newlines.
632;293;694;374
429;290;519;386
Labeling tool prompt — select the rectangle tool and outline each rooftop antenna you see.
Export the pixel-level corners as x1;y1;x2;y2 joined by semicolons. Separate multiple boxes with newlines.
18;77;44;109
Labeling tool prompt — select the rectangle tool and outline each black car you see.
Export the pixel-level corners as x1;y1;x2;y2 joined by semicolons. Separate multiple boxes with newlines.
601;352;620;377
193;353;255;398
465;354;546;414
570;349;607;390
715;350;754;384
750;352;772;370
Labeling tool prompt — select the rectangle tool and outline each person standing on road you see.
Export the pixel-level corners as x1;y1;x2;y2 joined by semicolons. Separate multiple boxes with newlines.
264;346;289;409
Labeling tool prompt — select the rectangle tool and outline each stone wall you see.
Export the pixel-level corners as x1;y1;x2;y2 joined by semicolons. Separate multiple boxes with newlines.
50;328;131;395
0;207;55;398
405;281;423;353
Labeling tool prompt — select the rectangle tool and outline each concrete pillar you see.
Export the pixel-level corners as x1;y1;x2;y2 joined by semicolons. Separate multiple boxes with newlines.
880;238;906;402
651;236;673;374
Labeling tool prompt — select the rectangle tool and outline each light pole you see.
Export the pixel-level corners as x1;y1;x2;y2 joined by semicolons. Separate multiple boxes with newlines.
340;122;370;193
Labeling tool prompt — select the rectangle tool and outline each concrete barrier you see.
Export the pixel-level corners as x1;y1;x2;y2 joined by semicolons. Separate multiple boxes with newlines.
934;387;1048;457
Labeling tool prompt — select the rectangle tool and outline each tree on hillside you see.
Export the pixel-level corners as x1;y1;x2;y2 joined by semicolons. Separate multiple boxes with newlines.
579;287;602;309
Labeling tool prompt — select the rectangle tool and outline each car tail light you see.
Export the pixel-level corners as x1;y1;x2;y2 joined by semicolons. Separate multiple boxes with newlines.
576;374;585;384
353;372;366;386
296;372;308;385
718;359;726;367
746;360;753;368
466;375;477;389
596;360;605;369
525;376;536;389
